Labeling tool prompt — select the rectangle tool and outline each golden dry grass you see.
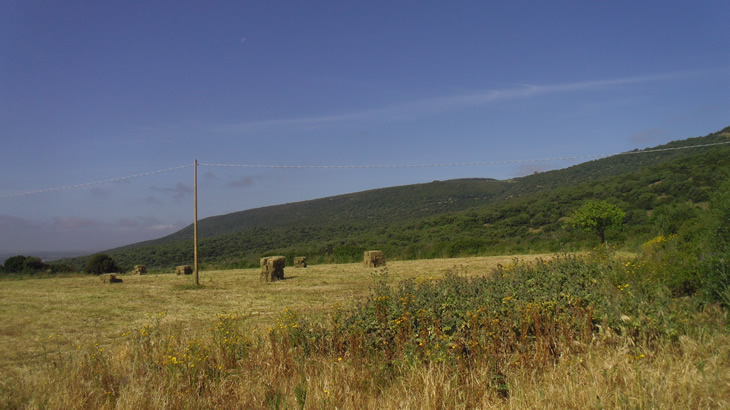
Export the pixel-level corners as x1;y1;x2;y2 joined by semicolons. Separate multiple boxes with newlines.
0;255;547;373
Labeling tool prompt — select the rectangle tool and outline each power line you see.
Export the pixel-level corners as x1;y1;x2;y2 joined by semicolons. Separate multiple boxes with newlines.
199;140;730;169
200;155;606;169
2;140;728;199
0;164;193;199
619;141;730;154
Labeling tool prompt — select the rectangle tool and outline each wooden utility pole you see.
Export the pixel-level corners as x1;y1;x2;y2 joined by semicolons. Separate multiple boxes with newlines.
194;159;199;286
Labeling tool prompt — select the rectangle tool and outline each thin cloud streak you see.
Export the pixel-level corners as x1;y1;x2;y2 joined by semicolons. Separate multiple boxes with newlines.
150;183;193;202
226;176;254;189
215;70;708;134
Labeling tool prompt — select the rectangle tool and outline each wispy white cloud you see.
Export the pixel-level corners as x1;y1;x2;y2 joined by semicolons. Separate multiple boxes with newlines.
0;215;34;230
214;70;707;134
53;217;102;230
89;187;109;198
116;217;177;231
203;171;218;181
150;183;193;202
629;128;667;144
226;176;255;189
144;195;163;205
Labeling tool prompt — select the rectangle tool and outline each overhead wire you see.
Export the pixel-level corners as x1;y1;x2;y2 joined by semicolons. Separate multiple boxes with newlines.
0;164;193;199
198;141;730;168
1;140;729;199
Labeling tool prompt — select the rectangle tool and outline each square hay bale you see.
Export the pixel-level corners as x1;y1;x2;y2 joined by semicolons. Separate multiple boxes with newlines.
364;250;386;268
176;265;193;275
294;256;307;268
132;265;147;275
100;274;123;283
260;256;286;282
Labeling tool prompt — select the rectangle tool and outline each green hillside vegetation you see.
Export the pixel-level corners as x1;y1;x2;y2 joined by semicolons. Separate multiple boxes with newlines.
59;127;730;271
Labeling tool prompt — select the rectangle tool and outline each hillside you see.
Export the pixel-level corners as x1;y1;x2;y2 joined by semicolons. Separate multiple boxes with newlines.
163;178;508;241
64;127;730;270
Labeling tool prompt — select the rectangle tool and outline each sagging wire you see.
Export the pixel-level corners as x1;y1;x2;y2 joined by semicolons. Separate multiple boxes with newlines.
2;140;728;199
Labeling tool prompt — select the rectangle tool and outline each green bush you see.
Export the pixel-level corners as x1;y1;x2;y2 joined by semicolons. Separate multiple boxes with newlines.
697;176;730;306
1;255;50;274
50;263;76;274
2;256;28;273
636;234;700;297
23;257;46;272
83;254;120;275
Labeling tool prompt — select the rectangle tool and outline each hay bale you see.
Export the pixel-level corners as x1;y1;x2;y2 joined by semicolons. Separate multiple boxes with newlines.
100;273;123;283
176;265;193;275
260;256;286;282
294;256;307;268
363;250;386;268
132;265;147;275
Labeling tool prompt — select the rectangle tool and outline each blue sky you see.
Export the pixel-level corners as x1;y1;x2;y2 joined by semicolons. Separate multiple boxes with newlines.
1;1;729;253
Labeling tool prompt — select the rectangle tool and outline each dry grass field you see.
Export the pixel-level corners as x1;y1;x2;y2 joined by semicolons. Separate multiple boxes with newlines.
0;255;542;374
2;253;728;409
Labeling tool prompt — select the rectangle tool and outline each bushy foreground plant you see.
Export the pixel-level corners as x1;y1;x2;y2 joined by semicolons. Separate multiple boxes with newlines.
271;252;698;367
629;175;730;307
697;176;730;306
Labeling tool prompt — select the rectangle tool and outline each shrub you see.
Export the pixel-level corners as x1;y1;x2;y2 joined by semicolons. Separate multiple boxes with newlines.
50;263;76;274
1;255;49;274
83;254;120;275
697;175;730;306
23;257;46;272
3;255;28;273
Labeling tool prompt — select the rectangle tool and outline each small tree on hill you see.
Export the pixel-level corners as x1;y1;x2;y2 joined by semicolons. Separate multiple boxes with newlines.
83;254;120;275
570;200;626;244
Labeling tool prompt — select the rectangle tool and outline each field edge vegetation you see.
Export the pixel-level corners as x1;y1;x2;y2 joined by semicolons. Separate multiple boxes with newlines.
3;241;729;408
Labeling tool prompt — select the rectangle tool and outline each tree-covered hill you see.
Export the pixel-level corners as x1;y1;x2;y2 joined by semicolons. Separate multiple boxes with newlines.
162;177;509;241
63;127;730;270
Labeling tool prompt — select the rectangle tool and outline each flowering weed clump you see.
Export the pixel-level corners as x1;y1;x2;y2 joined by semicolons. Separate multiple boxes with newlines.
278;254;683;361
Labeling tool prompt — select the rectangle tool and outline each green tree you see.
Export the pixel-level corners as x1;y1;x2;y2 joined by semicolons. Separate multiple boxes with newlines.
1;255;48;274
83;254;120;275
3;255;28;273
23;257;47;273
570;200;626;244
